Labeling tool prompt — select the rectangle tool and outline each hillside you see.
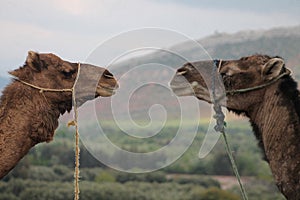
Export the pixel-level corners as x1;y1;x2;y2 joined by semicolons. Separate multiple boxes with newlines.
112;25;300;74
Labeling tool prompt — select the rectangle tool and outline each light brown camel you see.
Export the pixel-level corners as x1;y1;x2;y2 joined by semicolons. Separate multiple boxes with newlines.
170;55;300;200
0;51;118;179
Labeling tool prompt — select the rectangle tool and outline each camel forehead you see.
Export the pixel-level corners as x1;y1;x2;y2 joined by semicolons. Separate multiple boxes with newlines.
40;53;64;65
222;55;272;71
238;55;271;68
179;55;273;77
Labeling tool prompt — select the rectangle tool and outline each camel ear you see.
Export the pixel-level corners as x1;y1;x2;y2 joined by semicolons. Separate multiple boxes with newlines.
8;69;21;78
9;51;43;78
25;51;43;72
262;58;285;80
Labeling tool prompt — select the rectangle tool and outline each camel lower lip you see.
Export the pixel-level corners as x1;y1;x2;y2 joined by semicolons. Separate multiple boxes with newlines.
97;85;116;91
171;87;195;96
95;86;117;97
170;84;191;90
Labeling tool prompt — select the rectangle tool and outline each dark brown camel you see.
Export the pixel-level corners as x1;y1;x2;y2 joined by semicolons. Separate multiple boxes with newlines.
0;51;118;179
170;55;300;200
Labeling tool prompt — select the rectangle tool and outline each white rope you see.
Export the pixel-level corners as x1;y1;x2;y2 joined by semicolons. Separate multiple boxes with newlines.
72;63;81;200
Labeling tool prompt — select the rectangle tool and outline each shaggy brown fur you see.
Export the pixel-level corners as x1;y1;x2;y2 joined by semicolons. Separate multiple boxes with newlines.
0;51;118;179
170;55;300;200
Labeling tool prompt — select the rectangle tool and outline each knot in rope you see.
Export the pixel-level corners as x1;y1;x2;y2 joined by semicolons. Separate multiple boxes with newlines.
212;59;226;133
213;104;225;132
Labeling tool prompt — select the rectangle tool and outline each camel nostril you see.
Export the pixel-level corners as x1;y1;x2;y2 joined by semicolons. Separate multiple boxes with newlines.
177;70;187;76
177;68;188;76
103;70;114;79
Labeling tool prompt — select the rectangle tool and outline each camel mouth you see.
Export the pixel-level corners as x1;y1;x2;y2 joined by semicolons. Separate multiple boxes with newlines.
171;87;195;96
170;84;196;96
95;84;119;97
169;75;198;97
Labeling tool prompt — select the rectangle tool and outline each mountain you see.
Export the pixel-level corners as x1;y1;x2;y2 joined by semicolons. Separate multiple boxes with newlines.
112;25;300;75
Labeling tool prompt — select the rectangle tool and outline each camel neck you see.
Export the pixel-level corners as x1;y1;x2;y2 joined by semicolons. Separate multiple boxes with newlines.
248;80;300;154
250;83;295;148
0;81;65;178
248;80;300;199
0;81;62;143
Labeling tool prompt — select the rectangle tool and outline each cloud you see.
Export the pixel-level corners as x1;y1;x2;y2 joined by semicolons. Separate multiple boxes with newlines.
51;0;89;16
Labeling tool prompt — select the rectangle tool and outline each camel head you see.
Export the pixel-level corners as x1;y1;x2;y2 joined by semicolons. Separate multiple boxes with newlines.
170;55;291;113
9;51;119;109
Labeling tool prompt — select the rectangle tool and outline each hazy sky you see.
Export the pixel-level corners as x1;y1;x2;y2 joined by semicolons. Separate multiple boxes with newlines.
0;0;299;75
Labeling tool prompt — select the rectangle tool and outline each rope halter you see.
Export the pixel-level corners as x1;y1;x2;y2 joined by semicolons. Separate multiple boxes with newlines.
212;59;291;103
12;63;81;200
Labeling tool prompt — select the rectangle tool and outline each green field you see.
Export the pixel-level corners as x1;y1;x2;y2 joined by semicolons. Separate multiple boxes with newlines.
0;119;285;200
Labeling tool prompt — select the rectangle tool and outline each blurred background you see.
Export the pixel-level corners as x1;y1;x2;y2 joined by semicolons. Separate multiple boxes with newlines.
0;0;299;199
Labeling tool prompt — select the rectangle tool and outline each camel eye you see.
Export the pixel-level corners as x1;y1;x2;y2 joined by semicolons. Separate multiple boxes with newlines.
62;69;75;78
220;72;227;77
220;72;233;80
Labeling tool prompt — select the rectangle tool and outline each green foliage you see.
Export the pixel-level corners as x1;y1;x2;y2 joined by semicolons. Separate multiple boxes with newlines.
0;178;215;200
116;171;167;183
0;193;18;200
80;168;104;181
207;152;233;175
15;122;272;178
172;176;221;188
193;187;240;200
95;171;116;183
231;179;285;200
0;121;285;199
19;186;73;200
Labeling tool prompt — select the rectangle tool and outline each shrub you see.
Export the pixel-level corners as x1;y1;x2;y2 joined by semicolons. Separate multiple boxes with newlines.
26;166;59;181
192;187;240;200
80;168;103;181
116;171;167;183
95;171;116;183
0;193;18;200
19;186;73;200
175;176;220;188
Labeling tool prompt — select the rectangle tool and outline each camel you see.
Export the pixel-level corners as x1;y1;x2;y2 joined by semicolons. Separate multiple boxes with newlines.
0;51;118;179
170;54;300;200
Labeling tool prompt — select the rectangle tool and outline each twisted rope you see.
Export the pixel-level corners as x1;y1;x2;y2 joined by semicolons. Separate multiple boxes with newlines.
14;63;81;200
212;60;248;200
72;64;81;200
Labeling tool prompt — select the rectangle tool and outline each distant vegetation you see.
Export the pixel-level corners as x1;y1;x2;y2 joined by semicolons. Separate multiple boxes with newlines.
1;121;285;199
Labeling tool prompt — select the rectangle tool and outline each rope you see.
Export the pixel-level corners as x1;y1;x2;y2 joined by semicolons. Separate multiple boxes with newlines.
72;63;81;200
212;60;249;200
15;79;73;93
214;65;291;103
14;63;81;200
